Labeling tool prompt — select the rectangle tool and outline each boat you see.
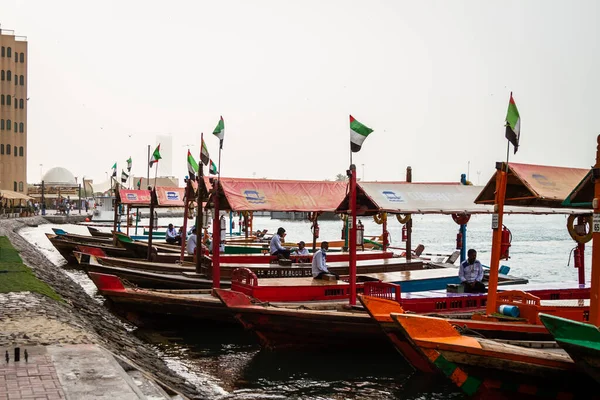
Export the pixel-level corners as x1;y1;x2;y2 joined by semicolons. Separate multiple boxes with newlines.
91;194;121;223
539;313;600;385
87;226;113;238
390;312;597;399
51;228;113;245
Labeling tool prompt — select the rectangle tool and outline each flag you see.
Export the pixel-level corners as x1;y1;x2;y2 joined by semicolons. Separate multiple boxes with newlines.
350;115;373;152
200;138;210;166
505;93;521;154
126;157;132;171
209;159;218;175
187;150;199;180
136;177;142;189
213;116;224;149
149;144;161;167
121;170;129;183
111;162;117;177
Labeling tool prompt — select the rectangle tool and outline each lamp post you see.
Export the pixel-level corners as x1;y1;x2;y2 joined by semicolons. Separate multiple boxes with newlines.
39;164;43;181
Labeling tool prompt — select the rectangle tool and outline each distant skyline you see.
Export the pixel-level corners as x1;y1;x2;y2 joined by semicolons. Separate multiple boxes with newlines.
2;0;598;186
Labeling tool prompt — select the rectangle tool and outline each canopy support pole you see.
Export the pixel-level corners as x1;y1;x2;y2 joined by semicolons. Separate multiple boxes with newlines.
212;180;221;289
348;164;357;306
589;135;600;325
486;162;507;316
406;166;412;261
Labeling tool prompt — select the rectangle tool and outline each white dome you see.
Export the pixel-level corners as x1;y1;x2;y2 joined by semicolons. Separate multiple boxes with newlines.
42;167;77;185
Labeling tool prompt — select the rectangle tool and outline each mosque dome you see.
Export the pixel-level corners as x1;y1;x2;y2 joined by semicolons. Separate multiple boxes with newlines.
42;167;77;185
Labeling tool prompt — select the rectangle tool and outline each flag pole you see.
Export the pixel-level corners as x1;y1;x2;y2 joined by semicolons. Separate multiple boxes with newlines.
196;133;205;275
218;144;222;181
146;145;150;189
153;163;158;188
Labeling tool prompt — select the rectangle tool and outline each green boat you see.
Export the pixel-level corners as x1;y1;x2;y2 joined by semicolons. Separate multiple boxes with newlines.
539;313;600;384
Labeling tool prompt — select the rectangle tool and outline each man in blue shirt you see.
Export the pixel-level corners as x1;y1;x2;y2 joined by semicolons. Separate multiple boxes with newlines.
312;241;339;280
165;223;181;245
459;249;486;293
270;227;291;259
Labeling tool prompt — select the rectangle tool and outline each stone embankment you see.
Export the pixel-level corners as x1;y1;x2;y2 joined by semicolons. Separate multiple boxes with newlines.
0;216;211;399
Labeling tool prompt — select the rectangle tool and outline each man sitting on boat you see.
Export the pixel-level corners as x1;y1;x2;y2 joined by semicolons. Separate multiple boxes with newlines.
187;226;198;255
166;223;182;245
270;227;291;259
292;241;310;263
459;249;486;293
312;241;339;280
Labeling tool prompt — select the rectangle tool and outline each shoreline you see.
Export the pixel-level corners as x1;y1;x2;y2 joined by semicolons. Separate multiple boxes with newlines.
0;216;209;399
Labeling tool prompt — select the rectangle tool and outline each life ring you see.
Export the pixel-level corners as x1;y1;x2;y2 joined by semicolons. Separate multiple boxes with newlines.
373;212;387;225
452;213;471;225
396;214;411;224
567;214;593;244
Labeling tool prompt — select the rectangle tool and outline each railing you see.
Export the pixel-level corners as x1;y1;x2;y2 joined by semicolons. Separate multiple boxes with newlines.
363;281;401;303
231;267;258;286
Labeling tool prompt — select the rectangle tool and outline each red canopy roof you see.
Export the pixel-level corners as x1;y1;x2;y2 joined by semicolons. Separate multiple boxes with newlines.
209;178;347;212
118;190;151;205
155;187;186;207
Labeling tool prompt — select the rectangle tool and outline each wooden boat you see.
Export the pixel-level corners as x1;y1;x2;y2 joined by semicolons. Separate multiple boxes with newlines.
390;313;597;399
87;226;113;238
540;313;600;384
50;228;113;245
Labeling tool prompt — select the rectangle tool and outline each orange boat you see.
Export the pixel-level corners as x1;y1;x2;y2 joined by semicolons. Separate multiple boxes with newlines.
391;313;598;399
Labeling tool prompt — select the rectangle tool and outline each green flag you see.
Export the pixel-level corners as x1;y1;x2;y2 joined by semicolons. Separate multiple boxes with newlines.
121;170;129;183
137;177;142;189
200;138;210;166
213;116;224;149
505;92;521;154
149;144;161;167
350;115;373;152
209;159;218;175
187;149;199;180
126;157;132;171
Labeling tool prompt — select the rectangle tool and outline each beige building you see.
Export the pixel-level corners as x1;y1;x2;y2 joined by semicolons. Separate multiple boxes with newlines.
0;29;27;193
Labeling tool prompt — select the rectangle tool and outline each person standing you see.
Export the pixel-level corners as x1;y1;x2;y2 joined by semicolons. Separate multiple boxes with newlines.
459;249;486;293
312;241;339;280
270;227;291;259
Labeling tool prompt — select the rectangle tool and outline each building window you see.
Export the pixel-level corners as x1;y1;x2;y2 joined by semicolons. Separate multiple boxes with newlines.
0;144;3;154
13;182;17;191
6;96;10;106
20;53;24;63
1;47;4;57
0;95;3;105
1;70;4;81
19;75;24;86
19;182;23;192
19;146;23;156
6;71;11;81
19;99;23;109
7;48;11;58
19;123;23;133
14;123;17;133
15;78;17;86
13;146;17;156
0;120;3;130
6;120;11;131
14;101;17;109
7;144;11;155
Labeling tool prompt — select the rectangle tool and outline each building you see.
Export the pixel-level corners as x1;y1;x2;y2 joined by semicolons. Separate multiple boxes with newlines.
27;167;85;209
0;28;27;193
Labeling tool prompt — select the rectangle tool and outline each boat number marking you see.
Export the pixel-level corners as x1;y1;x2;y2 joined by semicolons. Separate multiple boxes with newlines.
594;214;600;233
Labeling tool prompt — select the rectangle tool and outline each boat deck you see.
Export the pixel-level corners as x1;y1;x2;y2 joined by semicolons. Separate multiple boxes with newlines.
220;257;421;270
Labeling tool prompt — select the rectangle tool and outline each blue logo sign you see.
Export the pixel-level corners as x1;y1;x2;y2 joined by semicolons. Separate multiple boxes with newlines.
126;193;138;201
244;190;266;204
382;190;404;203
166;191;180;201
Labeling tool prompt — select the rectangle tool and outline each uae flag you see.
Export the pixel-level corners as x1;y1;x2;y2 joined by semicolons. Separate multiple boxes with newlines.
200;138;210;166
213;116;224;149
111;162;117;177
121;170;129;183
187;150;199;180
136;177;142;189
350;115;373;152
149;144;161;167
209;159;218;175
126;157;132;171
505;93;521;154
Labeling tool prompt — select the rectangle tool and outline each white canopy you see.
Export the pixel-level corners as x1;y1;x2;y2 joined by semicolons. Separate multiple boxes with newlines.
336;182;582;215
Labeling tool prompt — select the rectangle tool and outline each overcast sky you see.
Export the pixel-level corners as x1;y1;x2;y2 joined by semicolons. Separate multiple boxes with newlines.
3;0;598;185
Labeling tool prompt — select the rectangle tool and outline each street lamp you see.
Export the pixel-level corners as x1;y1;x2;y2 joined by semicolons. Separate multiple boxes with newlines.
39;164;43;181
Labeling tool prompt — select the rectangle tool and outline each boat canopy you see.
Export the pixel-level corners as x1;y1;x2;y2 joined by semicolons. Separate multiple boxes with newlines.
562;170;593;209
117;189;152;206
0;189;33;201
155;186;186;207
335;181;583;215
475;163;590;208
207;178;347;212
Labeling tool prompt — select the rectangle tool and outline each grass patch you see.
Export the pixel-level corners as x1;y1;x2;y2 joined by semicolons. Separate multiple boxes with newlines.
0;236;63;302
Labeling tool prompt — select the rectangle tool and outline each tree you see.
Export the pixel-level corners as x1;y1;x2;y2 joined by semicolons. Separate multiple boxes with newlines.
335;173;347;182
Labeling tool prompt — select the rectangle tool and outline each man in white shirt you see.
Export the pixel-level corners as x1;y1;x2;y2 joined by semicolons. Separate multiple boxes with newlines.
270;227;291;259
292;241;310;263
312;241;339;280
187;226;198;256
458;249;486;293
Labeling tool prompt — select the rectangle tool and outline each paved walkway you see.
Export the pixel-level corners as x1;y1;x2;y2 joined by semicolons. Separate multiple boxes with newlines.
0;345;157;400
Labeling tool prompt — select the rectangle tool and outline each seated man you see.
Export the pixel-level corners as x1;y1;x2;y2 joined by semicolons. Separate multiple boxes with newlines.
166;223;182;245
292;240;310;263
459;248;486;293
312;241;339;280
270;227;291;259
186;226;198;256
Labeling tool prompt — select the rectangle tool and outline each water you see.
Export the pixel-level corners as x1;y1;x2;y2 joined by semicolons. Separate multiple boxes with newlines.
18;214;592;399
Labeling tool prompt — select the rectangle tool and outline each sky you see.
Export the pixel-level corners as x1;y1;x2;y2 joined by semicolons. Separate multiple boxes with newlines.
2;0;599;186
